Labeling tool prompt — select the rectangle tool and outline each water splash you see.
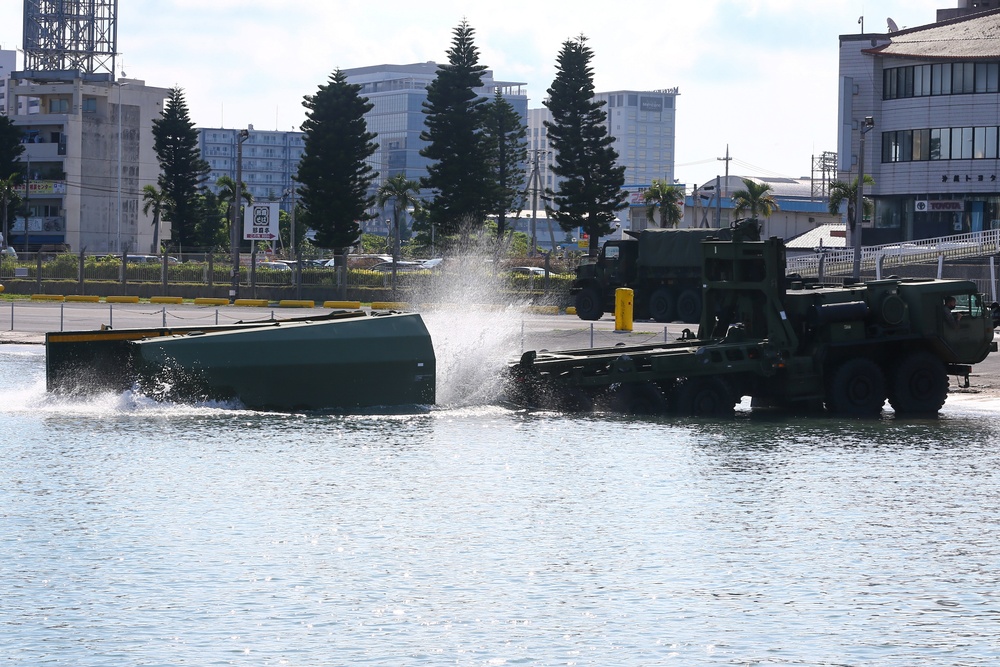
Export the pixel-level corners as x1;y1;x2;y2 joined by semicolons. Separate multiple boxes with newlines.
406;248;534;408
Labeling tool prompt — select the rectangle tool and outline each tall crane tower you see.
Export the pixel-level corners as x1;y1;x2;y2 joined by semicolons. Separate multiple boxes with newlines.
22;0;118;77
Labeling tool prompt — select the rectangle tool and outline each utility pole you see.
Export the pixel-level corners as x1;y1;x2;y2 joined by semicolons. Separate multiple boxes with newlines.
717;144;732;198
230;128;250;303
853;116;875;282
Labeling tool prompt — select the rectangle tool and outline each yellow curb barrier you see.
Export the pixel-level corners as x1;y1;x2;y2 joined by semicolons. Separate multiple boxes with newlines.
527;305;560;315
370;301;409;311
194;297;230;306
150;296;184;304
31;294;65;301
278;299;315;308
106;295;140;303
323;300;362;309
65;295;101;303
565;306;577;315
234;298;269;307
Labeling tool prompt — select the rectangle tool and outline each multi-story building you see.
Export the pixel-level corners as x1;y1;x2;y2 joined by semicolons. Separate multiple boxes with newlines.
7;73;169;253
838;4;1000;245
198;127;305;212
526;88;679;244
343;62;528;232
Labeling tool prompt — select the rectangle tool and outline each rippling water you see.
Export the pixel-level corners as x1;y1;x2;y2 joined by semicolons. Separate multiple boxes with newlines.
2;340;1000;666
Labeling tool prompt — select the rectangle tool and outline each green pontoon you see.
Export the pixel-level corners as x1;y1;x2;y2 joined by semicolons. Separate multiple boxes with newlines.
46;310;435;411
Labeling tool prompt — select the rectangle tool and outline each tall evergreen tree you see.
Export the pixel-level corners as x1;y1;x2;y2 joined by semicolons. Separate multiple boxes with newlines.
152;88;210;250
483;89;528;242
419;20;491;237
544;35;627;257
0;116;25;180
297;69;378;252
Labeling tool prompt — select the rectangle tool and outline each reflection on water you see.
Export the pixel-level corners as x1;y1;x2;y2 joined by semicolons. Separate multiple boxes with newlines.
2;344;1000;666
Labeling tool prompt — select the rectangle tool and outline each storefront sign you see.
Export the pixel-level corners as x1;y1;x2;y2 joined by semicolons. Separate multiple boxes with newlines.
914;200;964;212
14;180;67;196
941;174;997;183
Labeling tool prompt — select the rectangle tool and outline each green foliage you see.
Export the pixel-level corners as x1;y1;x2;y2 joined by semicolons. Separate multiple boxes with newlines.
544;35;627;256
419;20;492;236
298;69;378;251
828;175;875;231
643;180;684;228
0;116;26;180
376;174;421;262
731;177;779;220
152;88;211;250
483;89;528;240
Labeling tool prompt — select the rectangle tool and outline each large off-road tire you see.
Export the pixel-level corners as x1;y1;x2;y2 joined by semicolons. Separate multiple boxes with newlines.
676;288;702;324
825;357;886;417
648;287;675;323
555;385;594;413
888;351;948;415
671;377;737;417
574;287;604;321
606;381;668;415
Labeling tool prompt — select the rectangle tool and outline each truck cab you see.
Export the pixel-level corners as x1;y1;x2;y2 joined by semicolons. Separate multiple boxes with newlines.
572;240;639;320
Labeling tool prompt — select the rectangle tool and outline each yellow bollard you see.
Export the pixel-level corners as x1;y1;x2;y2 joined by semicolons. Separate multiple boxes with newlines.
615;287;633;332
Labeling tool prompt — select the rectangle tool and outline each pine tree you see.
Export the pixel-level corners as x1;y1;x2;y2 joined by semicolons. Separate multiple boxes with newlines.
544;35;627;257
419;20;491;237
483;89;528;242
152;88;210;251
297;69;378;251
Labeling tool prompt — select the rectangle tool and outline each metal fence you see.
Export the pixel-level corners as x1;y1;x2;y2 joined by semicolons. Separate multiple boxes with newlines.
0;251;575;299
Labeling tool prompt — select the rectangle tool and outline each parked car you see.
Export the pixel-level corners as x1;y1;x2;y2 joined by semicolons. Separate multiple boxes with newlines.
510;266;548;276
368;261;425;272
257;261;292;271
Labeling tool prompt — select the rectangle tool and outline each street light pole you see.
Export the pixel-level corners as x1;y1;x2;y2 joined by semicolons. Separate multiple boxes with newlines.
230;128;250;303
852;116;875;282
116;80;129;253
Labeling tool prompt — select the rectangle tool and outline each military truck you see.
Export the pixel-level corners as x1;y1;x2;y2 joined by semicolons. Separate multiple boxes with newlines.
572;226;747;323
507;220;997;417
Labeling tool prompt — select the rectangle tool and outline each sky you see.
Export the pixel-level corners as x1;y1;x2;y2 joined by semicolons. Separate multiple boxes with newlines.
2;0;949;189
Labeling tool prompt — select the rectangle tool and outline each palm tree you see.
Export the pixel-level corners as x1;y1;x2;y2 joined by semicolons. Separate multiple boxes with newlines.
141;185;169;254
217;175;253;250
731;177;779;220
827;175;875;233
376;173;421;263
0;174;19;251
643;179;684;228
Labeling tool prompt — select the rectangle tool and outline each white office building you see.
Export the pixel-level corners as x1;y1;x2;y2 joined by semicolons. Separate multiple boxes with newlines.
838;5;1000;244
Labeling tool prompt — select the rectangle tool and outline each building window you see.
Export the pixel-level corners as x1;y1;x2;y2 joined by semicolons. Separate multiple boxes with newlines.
885;60;1000;99
883;125;1000;162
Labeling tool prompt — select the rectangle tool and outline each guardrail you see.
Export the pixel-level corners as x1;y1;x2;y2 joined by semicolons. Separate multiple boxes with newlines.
787;228;1000;281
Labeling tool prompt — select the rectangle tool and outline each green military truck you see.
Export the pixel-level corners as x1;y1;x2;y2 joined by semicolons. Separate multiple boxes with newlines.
572;226;747;323
508;220;997;417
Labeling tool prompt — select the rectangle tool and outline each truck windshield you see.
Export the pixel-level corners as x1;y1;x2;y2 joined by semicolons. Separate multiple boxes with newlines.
955;293;984;317
604;246;619;260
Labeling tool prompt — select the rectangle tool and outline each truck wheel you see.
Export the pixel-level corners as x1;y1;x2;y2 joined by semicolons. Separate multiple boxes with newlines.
575;287;603;321
649;288;675;322
671;377;736;417
607;381;668;415
888;351;948;415
676;289;701;324
825;358;886;417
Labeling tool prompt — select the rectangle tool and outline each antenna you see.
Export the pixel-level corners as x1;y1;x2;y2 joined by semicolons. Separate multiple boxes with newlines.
887;17;899;33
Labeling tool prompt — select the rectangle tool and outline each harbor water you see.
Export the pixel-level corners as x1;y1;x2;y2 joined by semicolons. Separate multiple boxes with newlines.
2;309;1000;666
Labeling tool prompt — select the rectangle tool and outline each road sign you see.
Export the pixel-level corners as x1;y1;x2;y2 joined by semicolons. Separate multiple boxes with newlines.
244;203;279;240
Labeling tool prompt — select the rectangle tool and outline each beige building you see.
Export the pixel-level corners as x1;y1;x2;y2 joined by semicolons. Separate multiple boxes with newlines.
7;72;169;253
